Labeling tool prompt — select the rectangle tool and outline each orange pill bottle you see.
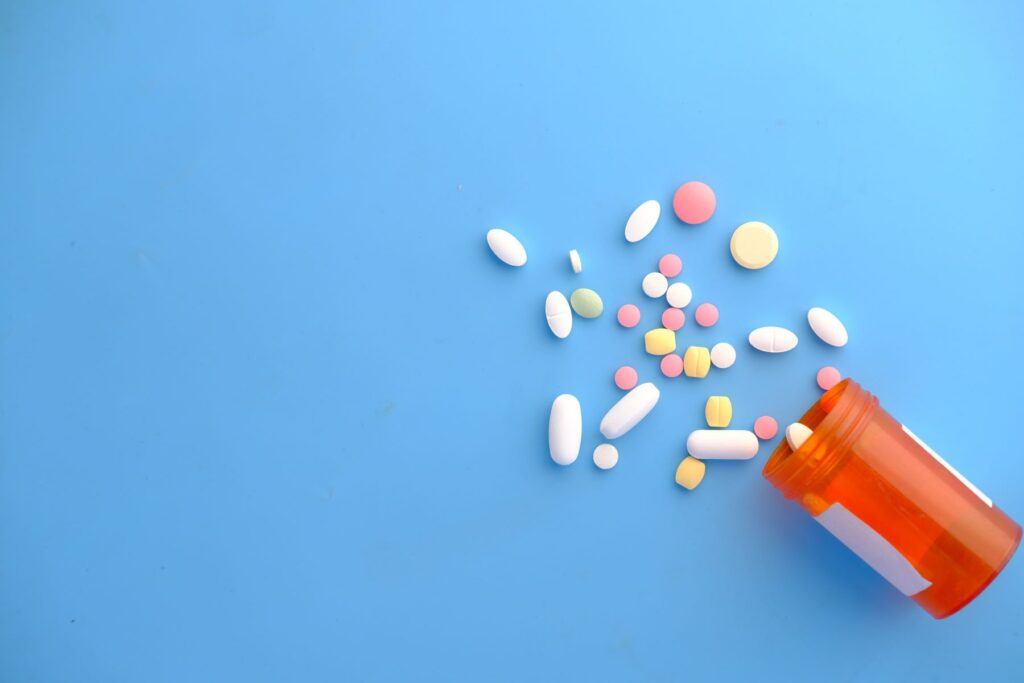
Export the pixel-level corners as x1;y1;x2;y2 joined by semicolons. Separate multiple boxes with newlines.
763;379;1021;618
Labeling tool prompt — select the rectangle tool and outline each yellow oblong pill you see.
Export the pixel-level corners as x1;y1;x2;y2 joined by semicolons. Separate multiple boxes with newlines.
683;346;711;378
705;396;733;428
730;221;779;269
675;456;706;490
644;328;676;356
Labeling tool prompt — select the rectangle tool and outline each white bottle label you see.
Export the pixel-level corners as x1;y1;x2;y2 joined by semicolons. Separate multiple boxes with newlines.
902;425;993;507
816;503;931;596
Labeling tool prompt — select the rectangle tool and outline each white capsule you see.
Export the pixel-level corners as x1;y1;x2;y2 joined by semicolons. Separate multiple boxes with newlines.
625;200;661;243
549;394;582;465
710;342;736;369
686;430;759;460
748;326;799;353
786;423;813;451
666;282;693;308
486;228;527;267
642;272;669;298
569;249;582;273
599;382;660;439
807;307;848;347
545;291;572;339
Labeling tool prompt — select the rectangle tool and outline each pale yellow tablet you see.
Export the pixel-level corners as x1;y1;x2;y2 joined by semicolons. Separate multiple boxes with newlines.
730;221;779;269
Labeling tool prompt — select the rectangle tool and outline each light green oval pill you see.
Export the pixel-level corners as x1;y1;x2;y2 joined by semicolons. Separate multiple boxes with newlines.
570;288;603;318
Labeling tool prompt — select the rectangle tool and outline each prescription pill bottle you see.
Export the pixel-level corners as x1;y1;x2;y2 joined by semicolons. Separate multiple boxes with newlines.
763;379;1021;618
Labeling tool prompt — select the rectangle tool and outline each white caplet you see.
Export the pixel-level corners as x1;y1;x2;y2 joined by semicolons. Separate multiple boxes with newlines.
686;430;759;460
625;200;661;243
599;382;660;439
486;228;527;266
545;291;572;339
549;394;582;465
748;326;798;353
569;249;582;273
786;423;813;451
807;307;848;347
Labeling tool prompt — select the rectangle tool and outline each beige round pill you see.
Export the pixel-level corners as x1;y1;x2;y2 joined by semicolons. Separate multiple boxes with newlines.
593;443;619;470
674;456;706;490
730;221;779;269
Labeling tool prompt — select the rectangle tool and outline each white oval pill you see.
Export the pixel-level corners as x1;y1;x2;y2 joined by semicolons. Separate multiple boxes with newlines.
545;291;572;339
599;382;660;439
807;307;848;347
486;228;527;266
625;199;661;243
686;430;759;460
593;443;619;470
748;326;799;353
786;422;813;451
569;249;582;273
666;282;692;308
642;272;669;298
549;394;582;465
710;342;736;369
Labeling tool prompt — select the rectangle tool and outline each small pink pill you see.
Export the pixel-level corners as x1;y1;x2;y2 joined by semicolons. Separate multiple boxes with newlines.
661;307;685;331
754;416;778;440
673;181;716;225
660;354;683;378
694;303;719;327
658;254;683;278
817;366;841;391
614;366;638;391
617;304;641;328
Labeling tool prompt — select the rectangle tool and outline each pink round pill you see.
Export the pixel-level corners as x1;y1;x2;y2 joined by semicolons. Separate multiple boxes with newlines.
754;416;778;440
694;303;719;327
817;366;842;391
672;181;716;225
614;366;638;391
617;304;641;328
658;253;683;278
661;307;685;331
660;354;683;378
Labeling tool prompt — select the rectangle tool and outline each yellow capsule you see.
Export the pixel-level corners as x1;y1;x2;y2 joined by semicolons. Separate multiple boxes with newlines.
704;396;733;428
644;328;677;356
683;346;711;378
675;456;706;490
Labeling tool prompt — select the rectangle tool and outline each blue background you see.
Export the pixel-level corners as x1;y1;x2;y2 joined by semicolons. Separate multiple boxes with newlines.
2;1;1023;680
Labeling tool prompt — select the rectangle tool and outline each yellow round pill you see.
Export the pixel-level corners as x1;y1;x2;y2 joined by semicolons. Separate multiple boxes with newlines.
675;456;706;490
730;221;779;269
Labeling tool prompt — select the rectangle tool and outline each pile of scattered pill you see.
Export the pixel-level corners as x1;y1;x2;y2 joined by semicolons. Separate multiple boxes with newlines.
485;181;850;490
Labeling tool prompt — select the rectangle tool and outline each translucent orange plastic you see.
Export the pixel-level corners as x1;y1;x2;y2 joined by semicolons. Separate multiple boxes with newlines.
763;379;1021;618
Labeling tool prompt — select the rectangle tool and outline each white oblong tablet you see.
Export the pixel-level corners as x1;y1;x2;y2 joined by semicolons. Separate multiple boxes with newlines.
786;423;813;451
593;443;619;470
807;307;848;347
686;430;759;460
569;249;582;273
486;228;527;266
625;200;661;243
642;272;669;298
710;342;736;369
748;326;798;353
666;282;692;308
549;394;582;465
545;291;572;339
599;382;660;439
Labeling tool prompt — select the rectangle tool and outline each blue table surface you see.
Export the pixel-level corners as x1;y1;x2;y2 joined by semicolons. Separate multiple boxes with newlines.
3;1;1023;680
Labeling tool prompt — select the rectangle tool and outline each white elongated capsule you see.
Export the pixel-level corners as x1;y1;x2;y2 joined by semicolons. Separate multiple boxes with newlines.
569;249;582;273
545;291;572;339
549;394;582;465
748;326;799;353
600;382;660;439
786;423;813;451
807;307;848;347
486;228;527;266
686;429;759;460
625;200;661;243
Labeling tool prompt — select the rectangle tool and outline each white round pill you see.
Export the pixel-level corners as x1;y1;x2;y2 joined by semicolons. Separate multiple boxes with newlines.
710;342;736;369
642;272;669;298
593;443;619;470
665;282;692;308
